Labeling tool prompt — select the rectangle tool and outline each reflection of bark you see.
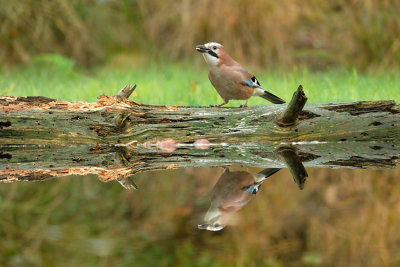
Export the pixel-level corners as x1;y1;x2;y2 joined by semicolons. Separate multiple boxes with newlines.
2;141;398;182
1;86;399;182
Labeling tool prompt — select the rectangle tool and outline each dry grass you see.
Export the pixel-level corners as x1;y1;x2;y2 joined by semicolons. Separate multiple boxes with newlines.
1;0;399;69
0;0;137;66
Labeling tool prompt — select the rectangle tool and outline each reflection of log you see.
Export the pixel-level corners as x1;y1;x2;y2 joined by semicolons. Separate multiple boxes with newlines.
1;86;399;182
1;141;398;182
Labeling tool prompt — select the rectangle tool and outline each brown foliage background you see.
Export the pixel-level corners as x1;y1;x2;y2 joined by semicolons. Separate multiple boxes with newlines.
1;0;400;69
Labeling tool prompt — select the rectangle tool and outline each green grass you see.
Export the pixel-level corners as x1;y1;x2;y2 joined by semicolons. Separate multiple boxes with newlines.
1;54;399;105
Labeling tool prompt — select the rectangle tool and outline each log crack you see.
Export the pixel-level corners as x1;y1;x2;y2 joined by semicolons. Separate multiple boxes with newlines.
322;100;398;115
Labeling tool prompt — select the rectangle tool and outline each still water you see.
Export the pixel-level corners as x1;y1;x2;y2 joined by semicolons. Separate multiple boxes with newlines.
1;134;400;266
1;162;400;265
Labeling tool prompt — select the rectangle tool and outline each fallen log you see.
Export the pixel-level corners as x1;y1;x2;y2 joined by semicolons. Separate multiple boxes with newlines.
1;85;399;182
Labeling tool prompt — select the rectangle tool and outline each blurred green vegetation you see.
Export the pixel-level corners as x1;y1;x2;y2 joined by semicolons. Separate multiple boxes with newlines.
1;0;399;70
1;54;399;105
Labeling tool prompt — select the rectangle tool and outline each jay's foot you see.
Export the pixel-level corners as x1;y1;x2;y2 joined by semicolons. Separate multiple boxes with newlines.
240;99;249;108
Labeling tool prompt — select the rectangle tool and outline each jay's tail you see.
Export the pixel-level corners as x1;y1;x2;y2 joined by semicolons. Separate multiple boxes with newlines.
260;91;286;104
258;168;281;179
248;168;281;194
253;168;281;183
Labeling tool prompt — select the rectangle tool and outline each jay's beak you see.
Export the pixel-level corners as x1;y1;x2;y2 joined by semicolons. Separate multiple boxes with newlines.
197;224;208;230
196;44;209;53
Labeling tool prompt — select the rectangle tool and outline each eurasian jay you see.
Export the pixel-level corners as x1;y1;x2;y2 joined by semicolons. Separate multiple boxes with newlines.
196;42;285;107
198;167;280;231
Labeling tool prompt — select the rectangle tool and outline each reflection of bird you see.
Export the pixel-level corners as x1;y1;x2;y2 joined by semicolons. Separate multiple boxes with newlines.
196;42;285;107
198;168;280;231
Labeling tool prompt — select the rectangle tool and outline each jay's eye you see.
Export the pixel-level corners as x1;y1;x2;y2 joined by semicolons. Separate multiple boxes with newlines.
213;46;217;50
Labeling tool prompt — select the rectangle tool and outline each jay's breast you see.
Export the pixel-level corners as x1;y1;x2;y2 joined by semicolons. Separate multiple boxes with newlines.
210;73;253;100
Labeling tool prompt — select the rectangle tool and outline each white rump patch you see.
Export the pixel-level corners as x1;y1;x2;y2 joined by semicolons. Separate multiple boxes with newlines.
252;87;265;96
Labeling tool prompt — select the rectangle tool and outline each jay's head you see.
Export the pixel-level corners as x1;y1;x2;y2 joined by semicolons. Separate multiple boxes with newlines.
196;42;224;67
198;208;225;231
198;204;240;231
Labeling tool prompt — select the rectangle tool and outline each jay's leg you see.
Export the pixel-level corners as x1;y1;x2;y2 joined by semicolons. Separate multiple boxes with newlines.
217;99;229;107
240;99;248;108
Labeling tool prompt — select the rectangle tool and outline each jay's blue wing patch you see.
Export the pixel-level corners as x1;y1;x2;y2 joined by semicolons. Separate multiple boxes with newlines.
245;183;262;194
244;80;253;87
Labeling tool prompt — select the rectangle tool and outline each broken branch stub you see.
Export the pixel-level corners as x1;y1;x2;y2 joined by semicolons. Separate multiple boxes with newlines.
116;84;137;100
277;85;308;126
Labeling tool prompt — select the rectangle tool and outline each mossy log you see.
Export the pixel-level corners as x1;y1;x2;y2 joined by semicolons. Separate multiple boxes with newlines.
1;86;399;182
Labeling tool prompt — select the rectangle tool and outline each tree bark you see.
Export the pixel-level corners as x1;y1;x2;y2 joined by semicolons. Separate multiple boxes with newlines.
1;87;399;182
